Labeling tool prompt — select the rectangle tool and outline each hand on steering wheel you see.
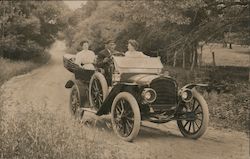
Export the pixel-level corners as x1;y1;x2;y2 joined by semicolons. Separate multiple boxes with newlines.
103;57;111;63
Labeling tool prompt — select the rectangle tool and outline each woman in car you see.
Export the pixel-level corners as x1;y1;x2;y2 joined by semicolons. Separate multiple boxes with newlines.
75;40;96;70
125;39;149;58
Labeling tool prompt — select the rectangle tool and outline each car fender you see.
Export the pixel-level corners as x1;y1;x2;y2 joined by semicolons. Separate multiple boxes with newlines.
181;83;208;90
96;83;139;116
179;83;208;97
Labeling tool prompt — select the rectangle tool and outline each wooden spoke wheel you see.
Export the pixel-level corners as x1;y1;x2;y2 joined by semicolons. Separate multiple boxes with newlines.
111;92;141;142
177;90;209;139
89;72;108;110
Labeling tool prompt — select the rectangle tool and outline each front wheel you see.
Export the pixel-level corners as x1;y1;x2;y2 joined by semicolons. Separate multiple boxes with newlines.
177;90;209;139
111;92;141;142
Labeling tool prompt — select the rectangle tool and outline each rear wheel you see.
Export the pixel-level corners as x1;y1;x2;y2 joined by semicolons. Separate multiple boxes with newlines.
177;90;209;139
69;85;84;120
89;72;108;110
111;92;141;142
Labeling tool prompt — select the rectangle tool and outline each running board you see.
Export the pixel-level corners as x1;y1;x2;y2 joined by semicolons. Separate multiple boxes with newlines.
82;108;97;114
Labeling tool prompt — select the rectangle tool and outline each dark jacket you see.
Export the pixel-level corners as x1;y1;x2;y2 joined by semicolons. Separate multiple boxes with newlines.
96;49;110;67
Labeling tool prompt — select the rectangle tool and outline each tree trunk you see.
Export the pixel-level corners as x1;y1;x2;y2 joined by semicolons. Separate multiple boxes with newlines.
198;45;203;68
190;44;198;71
173;51;177;67
182;50;185;69
191;47;196;71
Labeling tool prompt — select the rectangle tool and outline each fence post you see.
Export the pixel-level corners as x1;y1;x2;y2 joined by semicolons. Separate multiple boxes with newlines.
212;52;216;67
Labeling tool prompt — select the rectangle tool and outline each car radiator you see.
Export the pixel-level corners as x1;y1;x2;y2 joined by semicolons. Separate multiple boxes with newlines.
150;78;178;112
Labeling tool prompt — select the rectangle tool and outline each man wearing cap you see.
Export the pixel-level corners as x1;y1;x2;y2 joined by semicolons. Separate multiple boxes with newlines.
96;40;121;85
97;40;119;67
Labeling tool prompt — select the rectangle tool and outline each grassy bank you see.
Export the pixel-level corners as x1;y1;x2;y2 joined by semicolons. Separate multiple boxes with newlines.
168;44;250;132
167;65;249;132
0;53;50;86
0;104;121;158
0;59;37;86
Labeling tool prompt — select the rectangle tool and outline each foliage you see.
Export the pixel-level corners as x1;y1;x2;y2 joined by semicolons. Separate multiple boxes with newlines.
0;1;69;60
64;0;249;69
64;1;126;53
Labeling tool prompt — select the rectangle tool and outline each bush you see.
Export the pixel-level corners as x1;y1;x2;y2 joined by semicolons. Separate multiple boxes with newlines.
167;66;249;132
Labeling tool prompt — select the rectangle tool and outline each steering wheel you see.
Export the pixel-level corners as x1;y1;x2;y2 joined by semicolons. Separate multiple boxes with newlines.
103;52;124;64
112;52;125;57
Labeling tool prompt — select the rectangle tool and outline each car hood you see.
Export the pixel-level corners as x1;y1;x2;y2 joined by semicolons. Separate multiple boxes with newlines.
126;74;161;85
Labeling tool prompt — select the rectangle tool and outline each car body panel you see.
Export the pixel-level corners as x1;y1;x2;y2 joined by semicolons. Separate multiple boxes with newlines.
113;56;163;75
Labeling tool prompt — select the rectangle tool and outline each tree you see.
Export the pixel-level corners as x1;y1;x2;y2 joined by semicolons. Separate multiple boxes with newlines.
0;1;69;60
64;0;249;70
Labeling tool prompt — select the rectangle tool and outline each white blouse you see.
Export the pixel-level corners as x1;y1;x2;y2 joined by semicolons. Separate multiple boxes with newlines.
75;50;96;70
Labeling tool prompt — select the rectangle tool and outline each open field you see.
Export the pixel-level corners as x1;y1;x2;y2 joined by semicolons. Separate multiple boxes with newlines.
202;44;250;67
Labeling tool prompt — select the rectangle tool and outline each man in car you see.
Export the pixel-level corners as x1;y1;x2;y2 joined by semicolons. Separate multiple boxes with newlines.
96;40;121;85
97;40;118;67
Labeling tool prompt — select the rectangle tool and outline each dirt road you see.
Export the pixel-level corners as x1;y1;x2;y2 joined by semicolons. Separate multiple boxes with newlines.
1;41;249;159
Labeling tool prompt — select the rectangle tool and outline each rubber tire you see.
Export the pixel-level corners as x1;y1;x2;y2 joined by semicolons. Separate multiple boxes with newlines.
89;72;108;109
177;89;209;139
69;85;84;120
111;92;141;142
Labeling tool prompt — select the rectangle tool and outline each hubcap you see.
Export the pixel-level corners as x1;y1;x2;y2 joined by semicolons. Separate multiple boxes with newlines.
179;98;203;134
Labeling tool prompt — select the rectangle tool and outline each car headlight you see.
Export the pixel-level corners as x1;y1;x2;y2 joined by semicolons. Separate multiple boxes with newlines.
181;89;193;102
141;88;157;104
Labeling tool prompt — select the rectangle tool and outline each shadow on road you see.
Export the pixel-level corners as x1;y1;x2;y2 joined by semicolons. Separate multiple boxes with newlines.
80;115;184;141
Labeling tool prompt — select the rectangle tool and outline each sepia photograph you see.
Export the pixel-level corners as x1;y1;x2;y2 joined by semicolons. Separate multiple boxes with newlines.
0;0;249;158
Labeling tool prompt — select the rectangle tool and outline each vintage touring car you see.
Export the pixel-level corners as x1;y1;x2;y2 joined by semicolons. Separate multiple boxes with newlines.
63;53;209;141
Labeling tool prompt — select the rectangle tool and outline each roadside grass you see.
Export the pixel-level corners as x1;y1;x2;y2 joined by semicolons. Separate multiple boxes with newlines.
0;50;121;158
0;103;121;159
169;67;249;132
167;44;250;132
0;52;50;86
0;58;37;86
200;44;249;132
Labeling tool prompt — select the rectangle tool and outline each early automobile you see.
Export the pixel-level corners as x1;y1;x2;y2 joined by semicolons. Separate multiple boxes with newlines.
63;53;209;142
